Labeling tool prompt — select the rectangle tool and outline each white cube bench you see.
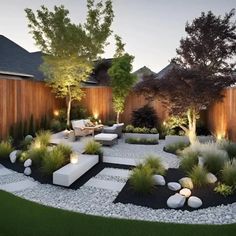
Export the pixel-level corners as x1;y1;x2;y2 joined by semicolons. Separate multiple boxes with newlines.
94;133;118;146
53;154;99;187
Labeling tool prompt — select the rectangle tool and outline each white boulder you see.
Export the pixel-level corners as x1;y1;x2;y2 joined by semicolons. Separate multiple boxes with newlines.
206;173;217;184
188;196;202;208
153;175;166;186
9;150;19;163
24;167;31;176
168;182;181;191
179;188;191;197
179;177;193;189
167;193;186;209
24;159;32;167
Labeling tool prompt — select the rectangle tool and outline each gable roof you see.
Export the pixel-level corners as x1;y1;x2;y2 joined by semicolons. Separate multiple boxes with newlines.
0;35;44;80
133;66;156;83
154;62;177;80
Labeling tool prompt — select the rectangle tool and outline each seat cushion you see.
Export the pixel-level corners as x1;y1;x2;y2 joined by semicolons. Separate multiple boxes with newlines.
71;120;85;129
94;133;118;141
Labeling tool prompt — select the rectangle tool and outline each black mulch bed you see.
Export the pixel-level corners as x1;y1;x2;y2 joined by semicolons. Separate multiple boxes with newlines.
114;168;236;211
0;158;133;190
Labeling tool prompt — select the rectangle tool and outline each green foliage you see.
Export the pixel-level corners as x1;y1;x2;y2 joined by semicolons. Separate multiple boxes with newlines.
129;165;155;194
179;148;199;173
150;128;158;134
23;146;48;166
104;120;116;127
25;2;114;126
164;141;189;154
214;183;234;197
219;140;236;160
50;119;63;132
189;166;207;187
131;105;158;128
0;140;13;159
55;144;72;163
35;130;52;147
125;125;134;133
41;148;65;175
19;138;33;151
70;105;87;120
144;156;165;175
84;140;102;155
108;53;137;123
125;138;158;145
221;160;236;187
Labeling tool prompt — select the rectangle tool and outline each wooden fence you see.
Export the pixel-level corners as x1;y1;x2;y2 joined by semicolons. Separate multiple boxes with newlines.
0;76;65;139
207;87;236;141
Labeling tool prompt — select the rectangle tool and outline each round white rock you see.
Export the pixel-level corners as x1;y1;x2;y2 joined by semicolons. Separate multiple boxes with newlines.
9;150;19;163
153;175;166;186
167;193;186;209
188;196;202;208
179;188;191;197
24;159;32;167
24;167;32;176
167;182;181;191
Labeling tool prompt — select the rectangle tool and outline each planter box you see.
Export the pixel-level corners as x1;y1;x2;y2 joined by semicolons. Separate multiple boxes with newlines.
124;133;159;140
165;135;215;146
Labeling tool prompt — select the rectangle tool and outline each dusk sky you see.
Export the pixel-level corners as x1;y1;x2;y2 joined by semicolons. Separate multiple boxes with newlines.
1;0;236;72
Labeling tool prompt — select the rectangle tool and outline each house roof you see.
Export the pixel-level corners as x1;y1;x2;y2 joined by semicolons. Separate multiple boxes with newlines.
133;66;156;83
0;35;44;80
154;62;177;80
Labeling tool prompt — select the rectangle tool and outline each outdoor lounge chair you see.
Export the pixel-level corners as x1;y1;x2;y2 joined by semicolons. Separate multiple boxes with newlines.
71;119;93;138
102;123;124;138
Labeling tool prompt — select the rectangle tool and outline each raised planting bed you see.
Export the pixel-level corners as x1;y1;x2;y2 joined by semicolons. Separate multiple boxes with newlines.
114;168;236;211
125;137;158;145
124;133;159;140
165;135;215;145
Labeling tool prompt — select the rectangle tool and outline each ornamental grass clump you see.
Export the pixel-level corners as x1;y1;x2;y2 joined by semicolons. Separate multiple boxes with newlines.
55;144;72;163
179;147;199;173
0;140;13;159
218;140;236;161
84;140;102;155
129;165;155;194
35;130;52;147
221;160;236;187
202;149;228;175
164;141;189;154
41;148;65;175
189;166;208;187
144;155;165;175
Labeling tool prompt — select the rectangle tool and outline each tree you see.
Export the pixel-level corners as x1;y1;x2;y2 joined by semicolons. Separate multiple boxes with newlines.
108;36;137;123
135;10;236;143
25;1;114;127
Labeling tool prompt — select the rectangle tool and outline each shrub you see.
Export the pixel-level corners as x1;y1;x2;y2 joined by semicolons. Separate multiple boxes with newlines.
144;155;165;175
50;119;62;132
125;125;134;133
219;140;236;160
70;105;87;120
189;166;208;187
129;165;155;194
202;149;228;174
179;148;199;173
125;138;158;145
24;145;48;166
35;130;52;147
214;183;234;197
131;105;157;128
55;144;72;163
84;140;102;155
150;128;158;134
105;120;116;127
164;141;189;154
0;140;13;159
41;148;65;175
221;160;236;187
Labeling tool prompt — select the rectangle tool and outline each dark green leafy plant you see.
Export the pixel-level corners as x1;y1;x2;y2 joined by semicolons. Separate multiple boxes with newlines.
131;105;157;128
125;138;158;145
129;165;155;194
125;125;134;133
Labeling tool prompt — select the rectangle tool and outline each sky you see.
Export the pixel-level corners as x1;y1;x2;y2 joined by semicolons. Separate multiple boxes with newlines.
0;0;236;72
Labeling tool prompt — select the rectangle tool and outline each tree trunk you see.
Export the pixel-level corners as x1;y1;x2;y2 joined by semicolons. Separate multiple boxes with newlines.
116;112;120;124
66;86;72;129
187;108;198;144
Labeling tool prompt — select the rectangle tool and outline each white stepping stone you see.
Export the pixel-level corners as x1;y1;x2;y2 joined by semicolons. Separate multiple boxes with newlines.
103;156;144;166
0;166;13;176
84;178;125;191
0;179;38;192
99;168;130;178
